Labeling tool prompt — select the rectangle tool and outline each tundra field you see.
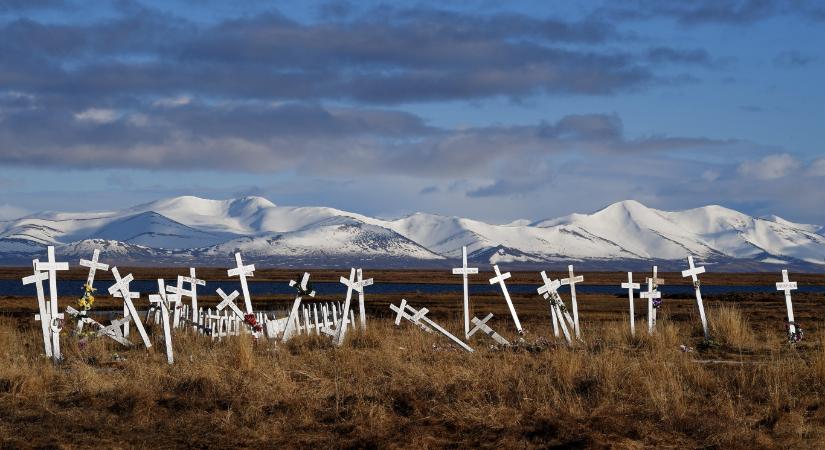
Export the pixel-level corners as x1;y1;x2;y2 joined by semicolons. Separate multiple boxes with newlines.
2;270;825;448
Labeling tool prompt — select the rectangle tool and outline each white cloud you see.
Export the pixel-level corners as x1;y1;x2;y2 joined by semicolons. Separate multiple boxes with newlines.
153;96;191;108
808;158;825;176
737;153;801;180
74;108;119;124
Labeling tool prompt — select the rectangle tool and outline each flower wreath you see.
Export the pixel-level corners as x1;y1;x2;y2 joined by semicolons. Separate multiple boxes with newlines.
786;321;804;343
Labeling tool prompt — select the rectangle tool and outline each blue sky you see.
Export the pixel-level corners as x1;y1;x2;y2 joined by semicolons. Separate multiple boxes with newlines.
0;0;823;223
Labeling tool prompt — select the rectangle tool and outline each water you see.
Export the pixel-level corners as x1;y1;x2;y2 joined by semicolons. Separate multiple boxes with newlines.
4;279;825;298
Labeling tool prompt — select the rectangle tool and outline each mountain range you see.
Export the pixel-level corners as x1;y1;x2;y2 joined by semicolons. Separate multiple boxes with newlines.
1;196;824;271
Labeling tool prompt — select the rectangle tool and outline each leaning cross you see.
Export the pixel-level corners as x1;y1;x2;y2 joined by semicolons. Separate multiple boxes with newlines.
489;264;523;334
22;260;52;358
165;275;192;329
283;273;316;342
108;267;151;349
537;271;573;343
390;299;473;352
79;249;109;289
332;268;357;346
452;246;478;339
640;278;661;335
34;246;68;361
621;272;641;337
561;265;584;339
149;279;175;364
227;252;255;314
681;256;709;339
468;313;510;346
776;269;799;337
354;268;374;332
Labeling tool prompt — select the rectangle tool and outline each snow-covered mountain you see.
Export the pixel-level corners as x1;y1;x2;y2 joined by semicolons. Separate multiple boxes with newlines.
1;196;824;270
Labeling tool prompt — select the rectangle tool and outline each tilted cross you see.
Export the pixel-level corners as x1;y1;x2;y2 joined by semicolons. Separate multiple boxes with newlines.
22;260;52;358
331;268;357;345
283;273;316;342
390;299;474;352
108;267;151;348
468;313;510;346
452;246;478;338
34;246;68;361
227;252;255;314
776;269;799;336
165;275;191;328
561;265;584;338
216;288;246;322
537;270;573;343
79;249;109;288
621;272;640;337
149;279;175;364
681;256;709;339
489;264;523;334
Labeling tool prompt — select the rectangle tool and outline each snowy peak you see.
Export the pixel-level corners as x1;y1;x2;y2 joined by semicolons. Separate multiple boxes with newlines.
1;196;824;269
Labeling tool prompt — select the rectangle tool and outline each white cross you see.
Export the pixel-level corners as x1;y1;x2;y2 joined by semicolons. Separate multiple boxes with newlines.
79;249;109;288
108;267;151;349
390;299;473;352
452;246;479;339
468;313;510;346
34;247;68;361
776;269;799;336
181;267;206;331
165;275;191;329
331;268;357;346
149;279;175;364
22;260;52;358
640;278;661;335
537;270;573;343
283;273;316;342
645;265;665;335
216;288;246;322
96;316;133;347
621;272;641;338
681;255;709;339
112;275;139;336
354;268;373;332
227;252;255;314
561;265;584;339
489;264;523;334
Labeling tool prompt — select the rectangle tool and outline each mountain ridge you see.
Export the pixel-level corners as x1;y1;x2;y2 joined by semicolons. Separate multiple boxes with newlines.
1;196;824;270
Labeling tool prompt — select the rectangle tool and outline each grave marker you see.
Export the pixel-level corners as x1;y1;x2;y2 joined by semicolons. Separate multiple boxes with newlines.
452;246;478;338
228;252;255;313
22;260;52;358
640;278;661;335
681;256;709;339
561;265;584;339
468;313;510;346
621;272;641;337
79;249;108;289
108;267;151;348
149;279;175;364
537;271;573;344
34;246;68;361
182;268;206;331
776;269;801;342
489;264;523;334
354;269;374;332
283;273;316;342
390;299;473;352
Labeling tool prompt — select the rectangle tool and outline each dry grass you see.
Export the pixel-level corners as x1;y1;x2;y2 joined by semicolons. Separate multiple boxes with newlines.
2;304;825;449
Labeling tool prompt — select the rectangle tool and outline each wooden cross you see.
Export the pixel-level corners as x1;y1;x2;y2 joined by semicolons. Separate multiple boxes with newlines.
390;299;473;352
22;260;52;358
452;246;478;339
561;265;584;339
112;276;139;337
283;273;316;342
227;252;255;313
354;268;373;332
776;269;799;337
468;313;510;346
621;272;641;337
640;278;661;335
332;268;357;346
390;298;432;332
681;256;709;339
181;268;206;331
149;279;175;364
79;249;109;289
108;267;152;349
489;264;523;334
94;315;133;347
34;246;68;361
645;265;665;335
537;271;573;343
165;275;191;329
216;288;246;322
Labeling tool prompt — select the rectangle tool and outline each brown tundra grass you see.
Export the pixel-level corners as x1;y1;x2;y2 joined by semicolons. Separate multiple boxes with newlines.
1;306;825;448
